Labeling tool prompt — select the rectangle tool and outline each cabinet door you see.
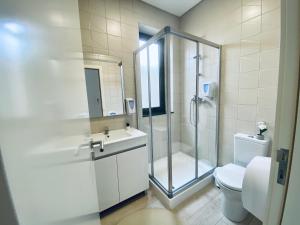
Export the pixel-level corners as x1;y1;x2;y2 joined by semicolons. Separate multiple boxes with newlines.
94;156;119;211
117;147;149;202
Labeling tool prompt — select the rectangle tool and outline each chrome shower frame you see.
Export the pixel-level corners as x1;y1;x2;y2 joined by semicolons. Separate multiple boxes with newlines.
134;26;222;198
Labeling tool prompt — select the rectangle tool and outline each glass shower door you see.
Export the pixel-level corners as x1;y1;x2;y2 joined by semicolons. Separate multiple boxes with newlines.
136;37;169;192
196;43;219;177
169;34;198;192
135;26;221;198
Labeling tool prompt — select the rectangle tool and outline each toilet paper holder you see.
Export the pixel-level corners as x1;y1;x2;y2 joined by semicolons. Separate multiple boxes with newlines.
276;148;289;185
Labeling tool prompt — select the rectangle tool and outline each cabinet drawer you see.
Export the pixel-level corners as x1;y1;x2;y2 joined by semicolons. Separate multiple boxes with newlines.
117;146;149;202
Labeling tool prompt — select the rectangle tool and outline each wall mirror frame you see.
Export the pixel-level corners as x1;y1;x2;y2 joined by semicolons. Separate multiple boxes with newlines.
83;53;126;118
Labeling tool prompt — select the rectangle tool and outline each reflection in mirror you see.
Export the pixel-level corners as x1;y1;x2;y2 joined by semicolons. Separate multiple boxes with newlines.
84;54;125;118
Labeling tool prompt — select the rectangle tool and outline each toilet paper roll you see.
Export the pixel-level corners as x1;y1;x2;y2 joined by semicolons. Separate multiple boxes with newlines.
242;156;271;222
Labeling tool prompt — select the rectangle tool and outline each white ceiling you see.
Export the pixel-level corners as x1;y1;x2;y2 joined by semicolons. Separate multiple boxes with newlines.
141;0;203;17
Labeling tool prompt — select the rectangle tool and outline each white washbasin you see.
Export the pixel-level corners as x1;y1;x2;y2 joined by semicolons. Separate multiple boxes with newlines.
91;128;147;158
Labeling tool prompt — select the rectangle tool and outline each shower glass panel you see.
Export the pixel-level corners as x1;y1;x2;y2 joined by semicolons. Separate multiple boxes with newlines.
135;27;221;197
148;39;169;191
135;37;169;191
169;35;197;191
197;44;220;173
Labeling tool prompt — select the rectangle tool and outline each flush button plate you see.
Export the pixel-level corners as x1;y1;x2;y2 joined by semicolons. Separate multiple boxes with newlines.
276;148;289;185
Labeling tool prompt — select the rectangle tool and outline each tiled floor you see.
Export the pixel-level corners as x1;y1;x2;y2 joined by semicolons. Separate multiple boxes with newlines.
100;183;262;225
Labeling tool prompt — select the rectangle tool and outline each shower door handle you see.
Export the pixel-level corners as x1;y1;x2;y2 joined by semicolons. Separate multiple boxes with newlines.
190;96;201;126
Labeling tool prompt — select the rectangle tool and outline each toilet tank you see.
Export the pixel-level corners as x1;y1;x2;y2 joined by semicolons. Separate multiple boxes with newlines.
234;133;270;167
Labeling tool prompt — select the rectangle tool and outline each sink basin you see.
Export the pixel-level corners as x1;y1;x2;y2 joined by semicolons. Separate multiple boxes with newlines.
103;129;131;143
91;128;147;158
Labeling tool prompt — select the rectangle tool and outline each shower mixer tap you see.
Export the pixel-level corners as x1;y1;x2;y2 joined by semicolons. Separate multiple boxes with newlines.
189;95;204;126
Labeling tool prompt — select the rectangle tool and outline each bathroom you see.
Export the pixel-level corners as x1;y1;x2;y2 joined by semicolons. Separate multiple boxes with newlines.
0;0;299;225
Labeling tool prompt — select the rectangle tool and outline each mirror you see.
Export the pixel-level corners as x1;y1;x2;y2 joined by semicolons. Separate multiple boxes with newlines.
84;54;125;118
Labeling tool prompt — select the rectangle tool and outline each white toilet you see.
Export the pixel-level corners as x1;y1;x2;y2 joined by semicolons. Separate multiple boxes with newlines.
214;133;270;222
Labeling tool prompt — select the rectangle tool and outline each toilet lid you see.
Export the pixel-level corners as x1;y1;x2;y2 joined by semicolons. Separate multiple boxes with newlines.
215;163;245;191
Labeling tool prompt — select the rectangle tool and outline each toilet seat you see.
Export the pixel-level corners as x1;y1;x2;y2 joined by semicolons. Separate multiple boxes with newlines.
214;163;246;192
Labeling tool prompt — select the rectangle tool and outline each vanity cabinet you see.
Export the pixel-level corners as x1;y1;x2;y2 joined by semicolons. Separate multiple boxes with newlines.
117;147;148;202
94;146;149;212
94;155;119;211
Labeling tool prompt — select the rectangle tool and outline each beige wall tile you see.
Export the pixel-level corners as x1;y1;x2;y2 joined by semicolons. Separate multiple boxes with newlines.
237;105;257;121
262;0;280;13
262;8;280;32
220;104;237;119
260;48;280;70
108;35;122;52
258;87;277;108
257;106;276;126
242;5;261;21
121;23;138;40
107;19;121;36
239;70;259;88
79;0;280;167
90;15;107;33
240;53;260;72
260;29;280;50
221;90;238;105
222;58;240;74
259;69;279;87
120;0;133;10
78;0;90;12
105;0;120;21
79;0;179;133
90;0;106;16
222;73;239;91
91;30;108;50
121;8;137;25
241;16;261;38
240;35;260;56
180;0;280;165
79;10;91;29
81;29;93;47
238;88;258;104
243;0;262;6
236;120;256;133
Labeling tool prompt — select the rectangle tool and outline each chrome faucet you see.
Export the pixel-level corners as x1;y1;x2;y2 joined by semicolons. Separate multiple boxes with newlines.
104;127;109;136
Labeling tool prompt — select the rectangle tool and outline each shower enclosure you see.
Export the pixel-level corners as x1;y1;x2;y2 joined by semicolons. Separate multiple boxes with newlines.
134;26;221;201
